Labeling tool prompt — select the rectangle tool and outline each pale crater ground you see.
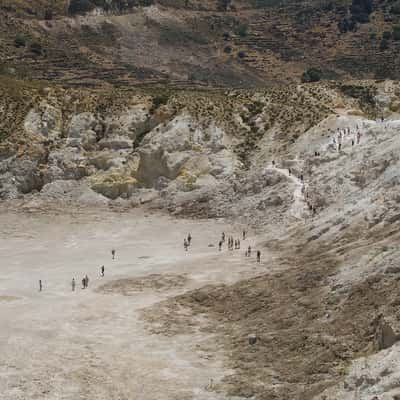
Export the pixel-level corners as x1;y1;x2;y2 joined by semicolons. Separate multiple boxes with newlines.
0;209;266;400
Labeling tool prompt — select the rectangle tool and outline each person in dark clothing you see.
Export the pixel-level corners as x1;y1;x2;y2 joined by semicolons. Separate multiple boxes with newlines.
257;250;261;262
111;249;116;260
187;233;192;246
101;266;105;277
39;280;42;292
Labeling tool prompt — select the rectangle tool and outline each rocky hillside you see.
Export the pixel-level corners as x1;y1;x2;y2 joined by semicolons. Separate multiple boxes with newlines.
1;0;400;87
2;68;400;400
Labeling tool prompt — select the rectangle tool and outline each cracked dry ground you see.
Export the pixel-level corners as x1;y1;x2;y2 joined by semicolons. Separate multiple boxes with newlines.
141;221;400;400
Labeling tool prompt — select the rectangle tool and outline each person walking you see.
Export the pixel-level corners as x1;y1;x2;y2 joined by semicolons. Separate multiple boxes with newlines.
243;230;246;240
222;232;225;243
257;250;261;263
101;266;105;277
184;238;189;251
85;275;89;288
39;280;42;292
111;249;116;260
248;246;251;257
72;278;76;291
187;233;192;246
237;239;240;249
218;240;222;251
82;277;86;289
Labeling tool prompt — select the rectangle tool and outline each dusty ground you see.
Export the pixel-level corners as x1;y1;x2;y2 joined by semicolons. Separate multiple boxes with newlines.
0;208;266;400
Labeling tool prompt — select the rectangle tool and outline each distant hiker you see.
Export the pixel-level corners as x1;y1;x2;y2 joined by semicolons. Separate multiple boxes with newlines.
72;278;76;291
187;233;192;246
356;131;361;144
218;241;222;251
351;139;355;146
111;249;116;260
39;280;42;292
300;174;304;182
234;240;237;249
272;160;275;167
257;250;261;263
248;246;251;257
243;230;246;240
82;278;86;289
222;232;225;242
184;239;189;251
85;275;89;288
338;142;342;151
312;206;317;216
288;168;292;176
101;266;105;277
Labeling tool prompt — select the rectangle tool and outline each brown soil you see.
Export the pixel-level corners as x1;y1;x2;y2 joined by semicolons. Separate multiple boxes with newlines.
142;224;400;399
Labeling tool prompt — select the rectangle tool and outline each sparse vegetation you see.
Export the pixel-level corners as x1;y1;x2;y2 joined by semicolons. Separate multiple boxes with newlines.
224;45;232;54
234;22;248;37
383;31;392;40
393;26;400;41
391;0;400;15
380;38;389;50
14;34;26;48
30;42;43;56
301;68;322;83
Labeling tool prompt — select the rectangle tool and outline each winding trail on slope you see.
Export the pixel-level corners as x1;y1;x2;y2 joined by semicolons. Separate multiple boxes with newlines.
264;166;308;220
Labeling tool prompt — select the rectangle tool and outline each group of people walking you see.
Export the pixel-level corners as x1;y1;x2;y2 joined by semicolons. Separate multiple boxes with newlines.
38;251;113;292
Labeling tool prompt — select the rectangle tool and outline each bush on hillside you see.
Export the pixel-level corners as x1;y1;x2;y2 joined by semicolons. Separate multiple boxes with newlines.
350;0;373;23
393;26;400;41
30;42;43;55
234;23;248;37
380;38;389;50
14;34;26;48
44;8;53;20
301;68;322;83
68;0;95;15
217;0;231;11
391;0;400;15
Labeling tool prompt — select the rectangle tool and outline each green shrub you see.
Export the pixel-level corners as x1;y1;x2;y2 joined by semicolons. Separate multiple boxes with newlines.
152;93;170;109
30;42;42;55
217;0;231;11
393;25;400;41
234;23;248;37
68;0;95;15
380;38;389;50
301;68;322;83
14;34;26;48
391;0;400;15
44;8;53;20
224;45;232;53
